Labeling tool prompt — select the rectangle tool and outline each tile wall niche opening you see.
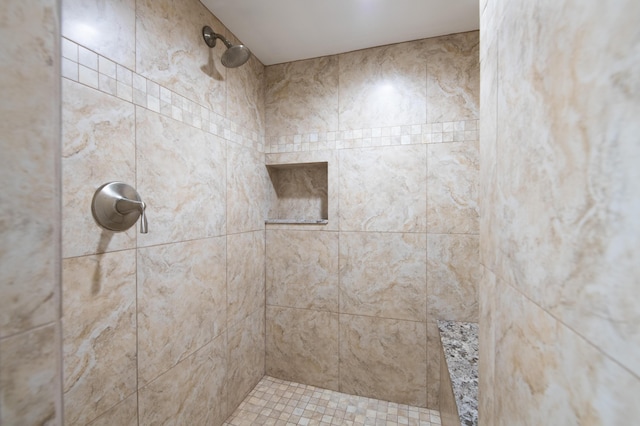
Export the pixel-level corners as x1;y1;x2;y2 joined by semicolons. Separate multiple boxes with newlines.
266;162;329;224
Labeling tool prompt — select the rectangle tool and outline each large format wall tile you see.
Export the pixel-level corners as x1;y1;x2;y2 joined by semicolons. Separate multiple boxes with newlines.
227;143;267;234
426;322;441;409
0;325;57;425
427;234;480;323
227;309;266;413
266;230;338;312
339;314;427;407
0;0;59;337
136;0;227;113
425;32;479;123
478;266;496;426
227;231;265;327
137;237;226;385
495;0;640;377
62;79;136;258
265;56;339;136
495;281;640;425
227;53;265;134
266;306;339;391
136;108;227;246
339;232;427;321
62;251;137;425
139;334;228;426
339;145;427;232
62;0;136;69
427;141;479;234
339;41;426;130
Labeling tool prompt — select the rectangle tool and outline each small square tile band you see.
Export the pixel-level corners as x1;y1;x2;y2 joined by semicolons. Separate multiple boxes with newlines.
224;376;441;426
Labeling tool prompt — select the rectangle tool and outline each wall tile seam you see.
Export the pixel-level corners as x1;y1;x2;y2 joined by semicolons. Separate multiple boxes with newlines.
80;388;138;426
136;328;229;392
266;304;429;325
497;275;640;382
0;320;60;344
61;37;265;153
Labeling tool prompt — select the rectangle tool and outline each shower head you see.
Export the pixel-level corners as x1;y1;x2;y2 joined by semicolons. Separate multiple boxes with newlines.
202;26;251;68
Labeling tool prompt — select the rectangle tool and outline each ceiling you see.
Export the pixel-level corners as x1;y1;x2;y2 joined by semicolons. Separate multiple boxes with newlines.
199;0;479;66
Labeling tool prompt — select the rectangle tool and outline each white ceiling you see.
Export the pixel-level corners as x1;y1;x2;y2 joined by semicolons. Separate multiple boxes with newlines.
199;0;479;65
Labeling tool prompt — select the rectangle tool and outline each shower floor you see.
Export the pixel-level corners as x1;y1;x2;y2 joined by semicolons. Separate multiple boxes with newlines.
224;376;442;426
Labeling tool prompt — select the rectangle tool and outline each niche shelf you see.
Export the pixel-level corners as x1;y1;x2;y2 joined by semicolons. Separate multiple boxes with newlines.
266;162;328;225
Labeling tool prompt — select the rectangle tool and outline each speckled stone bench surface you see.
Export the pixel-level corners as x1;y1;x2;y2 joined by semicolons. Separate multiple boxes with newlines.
437;320;478;426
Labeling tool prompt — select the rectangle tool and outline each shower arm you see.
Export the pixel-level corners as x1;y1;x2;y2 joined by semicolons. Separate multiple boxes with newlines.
202;26;233;49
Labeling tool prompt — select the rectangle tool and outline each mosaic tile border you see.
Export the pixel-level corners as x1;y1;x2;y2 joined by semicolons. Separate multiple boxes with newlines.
61;37;264;152
265;121;479;153
225;376;442;426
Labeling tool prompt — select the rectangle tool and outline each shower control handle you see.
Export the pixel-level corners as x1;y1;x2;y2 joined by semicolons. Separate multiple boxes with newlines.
91;182;149;234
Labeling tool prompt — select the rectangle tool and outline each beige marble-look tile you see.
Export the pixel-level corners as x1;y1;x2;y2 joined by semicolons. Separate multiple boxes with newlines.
227;231;265;327
62;79;136;258
427;140;479;234
339;41;426;130
339;314;427;407
495;280;640;425
136;107;226;246
136;0;226;112
0;0;59;337
427;234;480;323
62;0;135;69
339;232;426;322
87;392;137;426
227;51;265;134
227;309;265;413
266;230;338;312
0;325;58;425
425;31;479;123
266;306;339;391
137;237;226;386
265;56;339;137
478;266;495;426
62;251;137;425
139;333;228;426
426;322;441;410
339;145;427;232
495;0;640;377
227;142;267;234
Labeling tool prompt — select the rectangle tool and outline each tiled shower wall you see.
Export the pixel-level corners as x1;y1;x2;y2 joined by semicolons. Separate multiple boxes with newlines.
263;31;480;409
0;0;62;424
60;0;266;424
479;0;640;424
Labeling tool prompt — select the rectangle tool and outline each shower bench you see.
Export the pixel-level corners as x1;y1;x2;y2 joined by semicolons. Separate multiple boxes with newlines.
438;320;479;426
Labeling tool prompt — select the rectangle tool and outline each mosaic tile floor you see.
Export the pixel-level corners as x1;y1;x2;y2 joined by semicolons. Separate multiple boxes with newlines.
224;376;442;426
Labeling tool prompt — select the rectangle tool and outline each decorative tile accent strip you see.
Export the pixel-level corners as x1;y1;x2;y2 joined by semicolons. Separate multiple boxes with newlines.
61;37;264;152
224;376;442;426
265;120;479;153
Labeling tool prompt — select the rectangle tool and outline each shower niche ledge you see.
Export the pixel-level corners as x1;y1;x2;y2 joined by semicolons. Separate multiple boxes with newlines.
266;162;328;225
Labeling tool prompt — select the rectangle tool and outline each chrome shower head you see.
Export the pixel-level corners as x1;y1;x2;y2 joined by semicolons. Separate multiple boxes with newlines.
202;25;251;68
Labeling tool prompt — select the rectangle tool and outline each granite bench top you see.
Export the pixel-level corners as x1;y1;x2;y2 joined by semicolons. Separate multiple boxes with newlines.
437;320;478;426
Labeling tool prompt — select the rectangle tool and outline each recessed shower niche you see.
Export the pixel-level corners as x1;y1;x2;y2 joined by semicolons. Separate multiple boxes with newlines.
266;162;328;224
